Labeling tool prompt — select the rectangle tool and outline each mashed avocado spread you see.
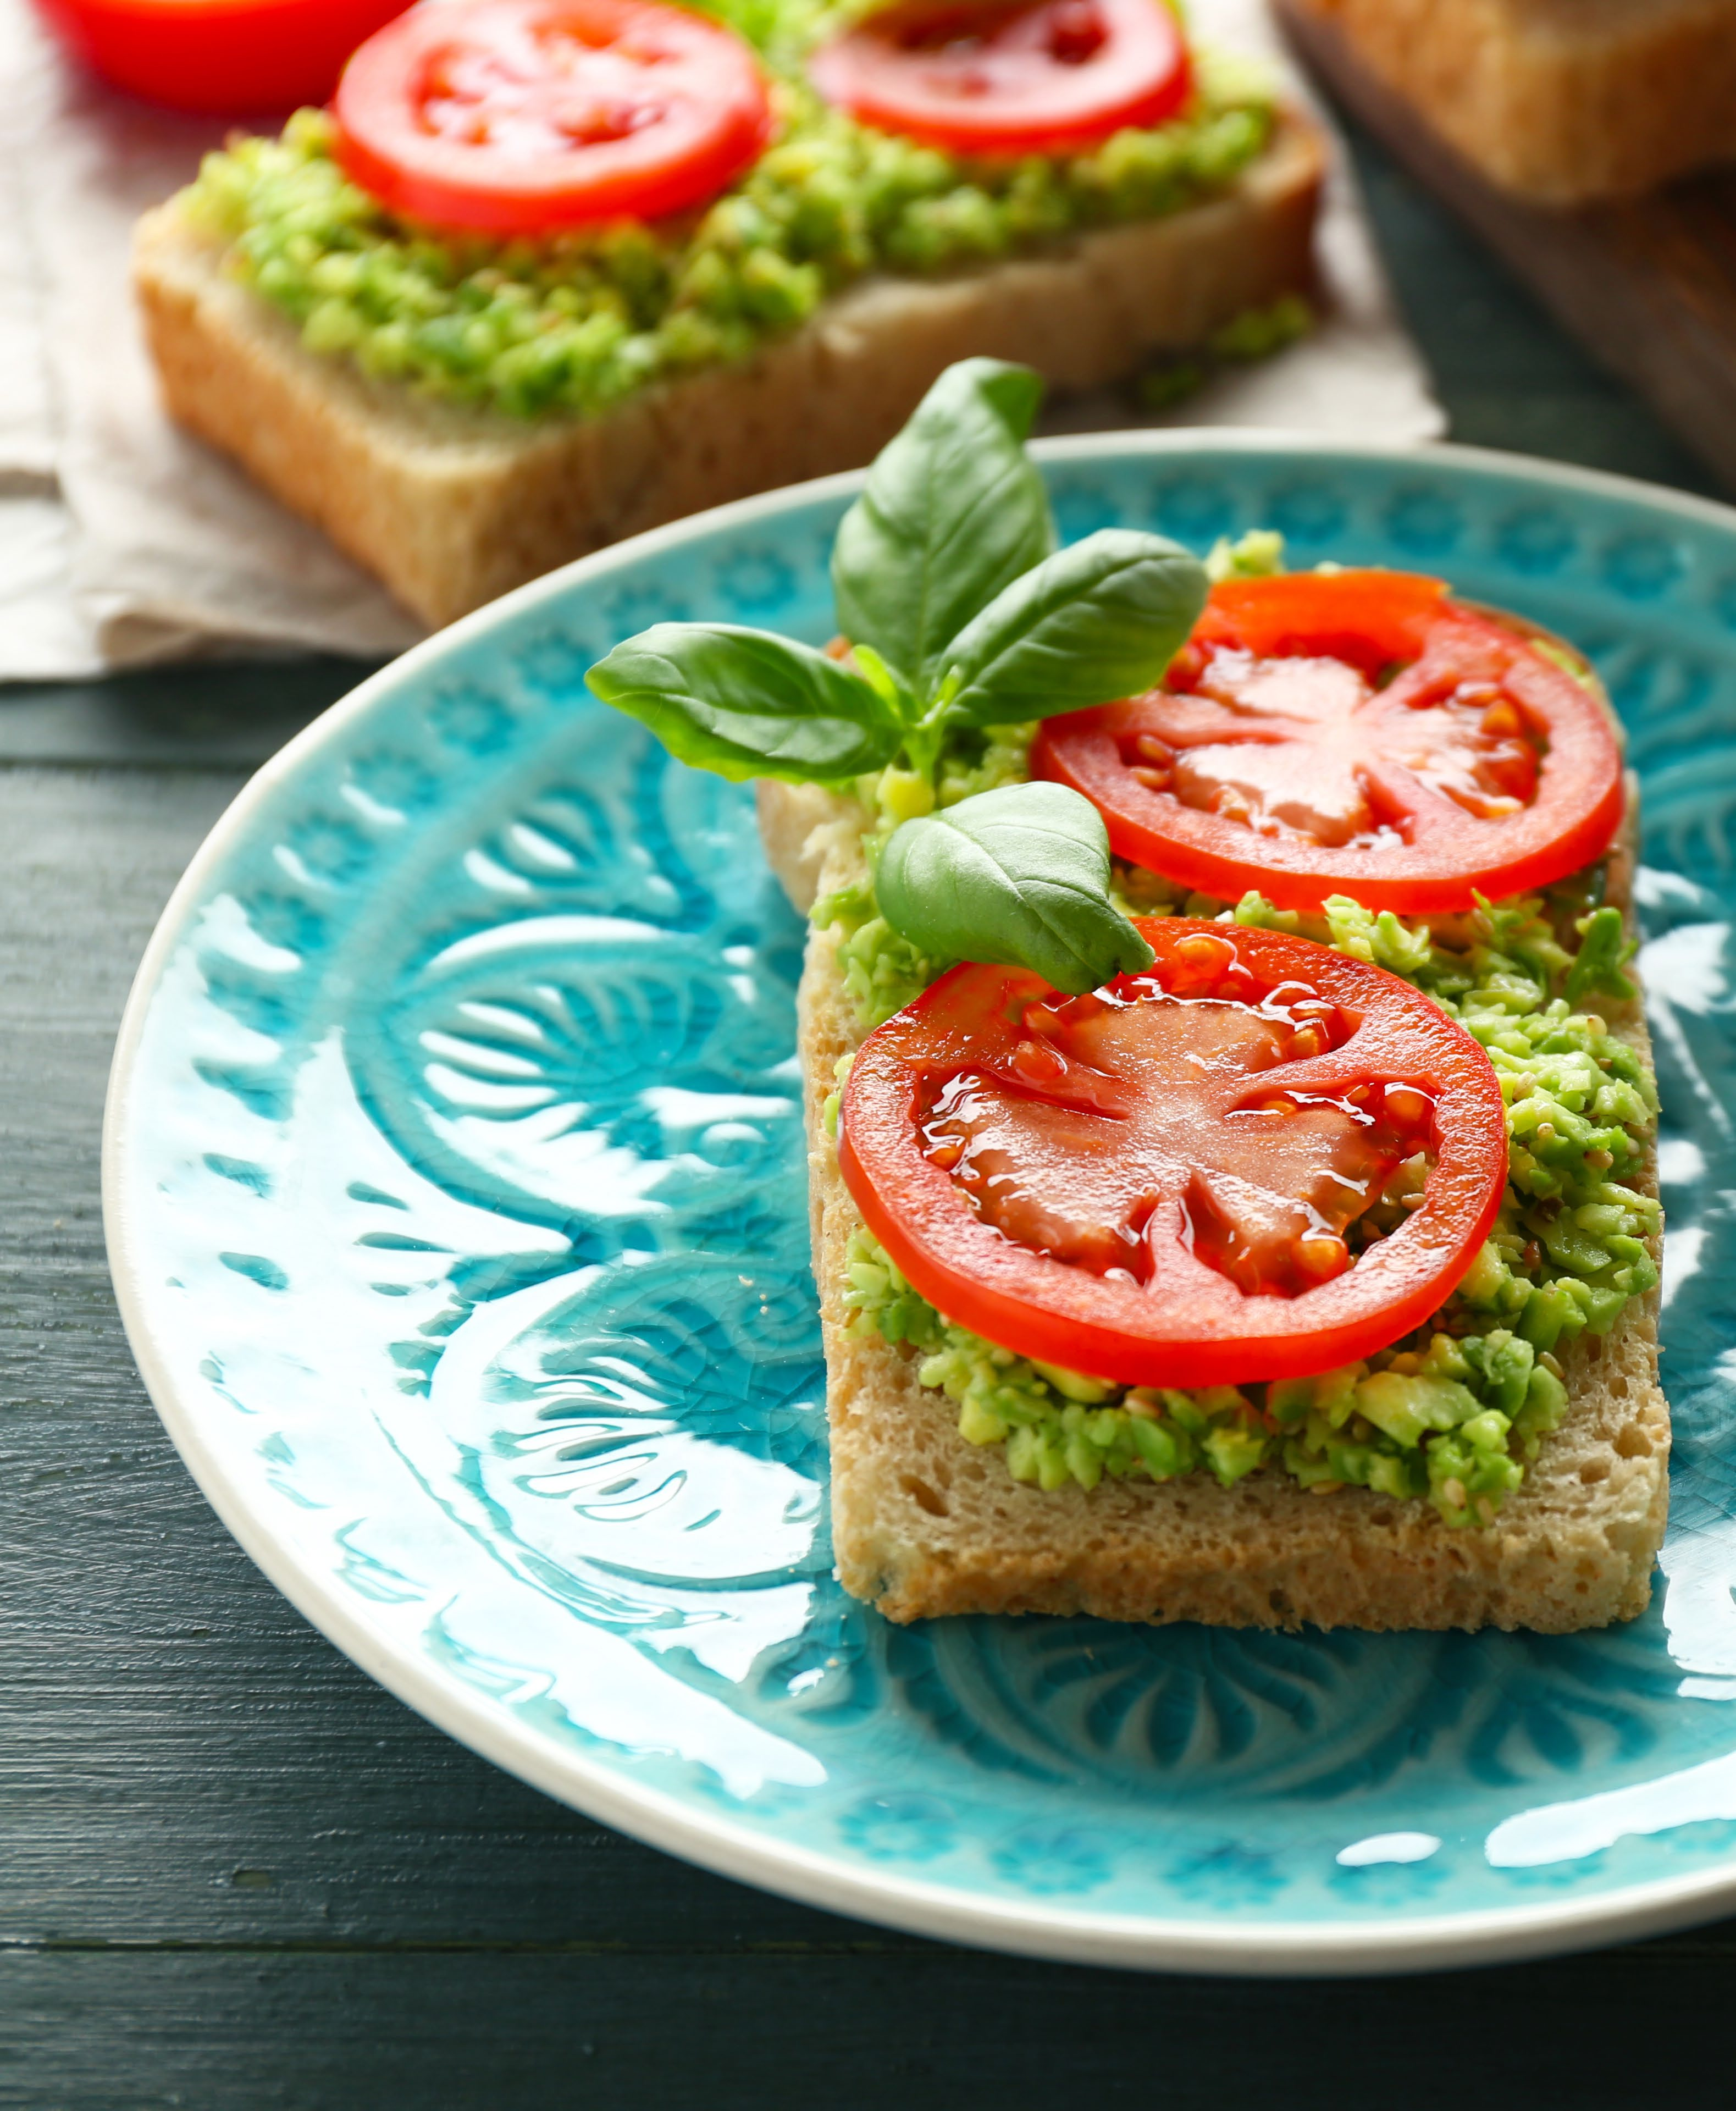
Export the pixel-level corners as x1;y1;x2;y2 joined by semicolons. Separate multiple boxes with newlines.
819;536;1659;1527
177;1;1276;422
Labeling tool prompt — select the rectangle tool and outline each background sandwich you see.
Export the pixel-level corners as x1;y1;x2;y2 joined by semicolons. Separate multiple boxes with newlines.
133;0;1322;627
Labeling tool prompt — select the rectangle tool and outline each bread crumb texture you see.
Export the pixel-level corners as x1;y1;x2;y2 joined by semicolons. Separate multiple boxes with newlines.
759;778;1670;1633
1293;0;1736;201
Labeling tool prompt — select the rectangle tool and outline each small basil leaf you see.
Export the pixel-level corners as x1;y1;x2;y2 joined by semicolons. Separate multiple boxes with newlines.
937;529;1209;727
876;781;1155;996
587;623;902;783
832;358;1055;698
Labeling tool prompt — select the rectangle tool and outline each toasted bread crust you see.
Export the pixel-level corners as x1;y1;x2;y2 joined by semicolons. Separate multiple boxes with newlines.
132;114;1323;629
759;778;1669;1632
1285;0;1736;202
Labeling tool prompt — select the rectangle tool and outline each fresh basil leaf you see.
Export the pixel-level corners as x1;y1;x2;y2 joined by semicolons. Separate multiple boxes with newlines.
876;781;1155;996
831;358;1055;699
937;529;1209;727
587;623;902;784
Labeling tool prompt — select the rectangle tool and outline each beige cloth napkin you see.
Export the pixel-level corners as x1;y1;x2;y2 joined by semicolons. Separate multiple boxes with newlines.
0;0;1443;681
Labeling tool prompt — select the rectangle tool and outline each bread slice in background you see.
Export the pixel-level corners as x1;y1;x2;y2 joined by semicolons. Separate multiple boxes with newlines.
1282;0;1736;202
759;779;1669;1633
132;113;1322;631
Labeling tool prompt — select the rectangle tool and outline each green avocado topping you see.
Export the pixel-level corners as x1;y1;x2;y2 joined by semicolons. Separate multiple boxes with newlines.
845;1223;1571;1523
178;4;1276;422
839;865;1657;1527
825;526;1658;1529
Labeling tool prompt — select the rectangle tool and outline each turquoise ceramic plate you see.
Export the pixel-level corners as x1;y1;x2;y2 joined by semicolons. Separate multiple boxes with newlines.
106;436;1736;1974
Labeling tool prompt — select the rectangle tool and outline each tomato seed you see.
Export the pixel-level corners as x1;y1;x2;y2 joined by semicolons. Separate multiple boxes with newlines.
1011;1039;1067;1086
1294;1232;1349;1281
1384;1084;1431;1129
1173;931;1236;974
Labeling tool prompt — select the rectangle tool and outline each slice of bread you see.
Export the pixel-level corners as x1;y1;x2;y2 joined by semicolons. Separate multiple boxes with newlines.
1282;0;1736;203
759;778;1669;1632
132;113;1322;630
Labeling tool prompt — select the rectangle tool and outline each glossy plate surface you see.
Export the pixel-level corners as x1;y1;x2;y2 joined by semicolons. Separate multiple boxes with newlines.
106;437;1736;1974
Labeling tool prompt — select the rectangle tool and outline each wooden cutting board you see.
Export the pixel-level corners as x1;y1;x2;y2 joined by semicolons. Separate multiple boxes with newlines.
1276;0;1736;496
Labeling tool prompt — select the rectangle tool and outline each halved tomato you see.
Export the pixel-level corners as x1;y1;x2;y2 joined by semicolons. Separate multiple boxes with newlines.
1032;570;1625;914
808;0;1191;157
334;0;773;232
839;919;1508;1386
35;0;407;113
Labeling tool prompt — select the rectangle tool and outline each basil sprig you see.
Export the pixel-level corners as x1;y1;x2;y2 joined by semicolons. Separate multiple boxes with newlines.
587;357;1207;785
877;783;1155;996
584;356;1209;989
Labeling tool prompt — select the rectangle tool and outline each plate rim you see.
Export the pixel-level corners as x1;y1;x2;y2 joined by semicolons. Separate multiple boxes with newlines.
102;430;1736;1977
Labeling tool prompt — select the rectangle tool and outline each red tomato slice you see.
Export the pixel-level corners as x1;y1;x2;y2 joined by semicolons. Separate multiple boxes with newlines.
809;0;1191;157
1032;570;1626;914
35;0;408;114
839;920;1508;1387
334;0;773;232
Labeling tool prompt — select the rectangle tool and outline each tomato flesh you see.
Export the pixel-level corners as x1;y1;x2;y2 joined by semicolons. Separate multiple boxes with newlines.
923;993;1409;1296
1032;571;1625;914
809;0;1191;157
36;0;408;114
839;920;1508;1386
335;0;773;232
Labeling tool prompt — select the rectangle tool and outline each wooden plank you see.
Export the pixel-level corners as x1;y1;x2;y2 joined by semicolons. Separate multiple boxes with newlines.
1278;0;1736;497
6;1941;1736;2111
1342;120;1716;491
0;657;370;769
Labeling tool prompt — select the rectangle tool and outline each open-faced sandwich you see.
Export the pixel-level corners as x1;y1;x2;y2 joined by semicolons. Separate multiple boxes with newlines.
587;359;1667;1634
134;0;1321;627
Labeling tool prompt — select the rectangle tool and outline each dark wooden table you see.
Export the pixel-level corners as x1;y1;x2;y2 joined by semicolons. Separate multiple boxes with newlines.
3;118;1731;2111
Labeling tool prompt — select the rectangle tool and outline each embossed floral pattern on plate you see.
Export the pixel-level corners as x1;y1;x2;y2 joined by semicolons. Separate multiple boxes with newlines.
106;439;1736;1974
